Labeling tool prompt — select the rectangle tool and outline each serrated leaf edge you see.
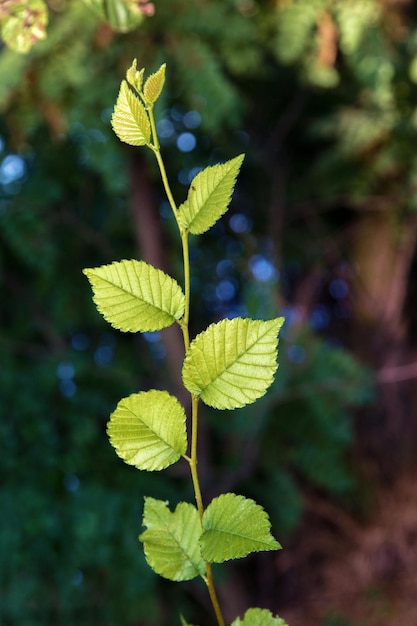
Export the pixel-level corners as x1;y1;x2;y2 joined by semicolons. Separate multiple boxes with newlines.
139;498;205;581
111;80;150;146
178;154;244;235
107;390;187;471
200;493;281;563
83;259;185;333
143;63;166;106
182;317;283;409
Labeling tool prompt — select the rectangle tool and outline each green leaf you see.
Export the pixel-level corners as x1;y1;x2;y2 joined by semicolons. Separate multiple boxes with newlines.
178;155;244;234
111;80;150;146
201;493;281;563
104;0;144;31
231;608;289;626
107;390;187;471
1;0;48;54
182;317;284;409
82;0;144;32
144;63;166;106
139;498;206;581
83;259;185;332
126;58;145;92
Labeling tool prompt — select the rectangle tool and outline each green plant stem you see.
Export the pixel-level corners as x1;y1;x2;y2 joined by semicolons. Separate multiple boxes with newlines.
206;563;226;626
181;213;225;626
190;397;225;626
150;110;226;626
148;108;181;229
181;228;191;330
189;394;204;516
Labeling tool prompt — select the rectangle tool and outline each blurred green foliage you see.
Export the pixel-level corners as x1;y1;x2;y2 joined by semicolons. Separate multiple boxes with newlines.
3;0;416;623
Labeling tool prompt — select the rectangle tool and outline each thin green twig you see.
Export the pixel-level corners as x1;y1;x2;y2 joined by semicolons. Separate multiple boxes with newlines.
150;104;226;626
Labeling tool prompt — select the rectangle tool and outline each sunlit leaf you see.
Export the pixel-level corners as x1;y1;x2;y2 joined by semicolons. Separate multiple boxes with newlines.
182;317;284;409
143;63;166;106
107;391;187;471
126;58;145;92
231;608;289;626
200;493;281;563
83;259;185;332
1;0;48;54
178;155;244;234
111;80;150;146
140;498;205;581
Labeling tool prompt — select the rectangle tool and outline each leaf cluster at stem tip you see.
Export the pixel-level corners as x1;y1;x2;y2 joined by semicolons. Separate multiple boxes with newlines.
83;61;288;626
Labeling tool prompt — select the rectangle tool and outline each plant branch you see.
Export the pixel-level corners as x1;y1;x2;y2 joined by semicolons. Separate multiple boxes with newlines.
205;563;226;626
148;107;181;228
181;228;191;331
150;100;226;626
189;395;204;517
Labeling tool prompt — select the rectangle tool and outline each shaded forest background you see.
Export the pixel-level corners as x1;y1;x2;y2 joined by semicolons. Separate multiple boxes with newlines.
1;1;417;625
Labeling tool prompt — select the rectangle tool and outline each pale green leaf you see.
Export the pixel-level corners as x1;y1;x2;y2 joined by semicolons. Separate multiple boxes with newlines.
182;317;284;409
201;493;281;563
1;0;48;54
111;80;150;146
107;391;187;471
178;155;244;234
126;58;145;92
83;259;185;332
144;63;166;106
231;608;289;626
140;498;205;581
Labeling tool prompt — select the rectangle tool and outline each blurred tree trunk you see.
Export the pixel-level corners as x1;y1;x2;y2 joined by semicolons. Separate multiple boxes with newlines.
351;206;417;474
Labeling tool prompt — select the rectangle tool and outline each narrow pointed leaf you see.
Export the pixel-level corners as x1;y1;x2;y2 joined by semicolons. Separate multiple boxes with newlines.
83;259;185;332
140;498;205;581
182;317;284;409
201;493;281;563
107;391;187;471
231;608;289;626
126;58;145;92
111;80;150;146
144;63;166;106
178;155;244;234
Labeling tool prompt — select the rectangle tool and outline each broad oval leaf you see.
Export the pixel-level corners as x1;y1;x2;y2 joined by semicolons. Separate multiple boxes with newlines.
144;63;166;106
201;493;281;563
178;155;244;234
107;390;187;471
111;80;150;146
139;497;205;581
231;608;289;626
83;259;185;332
182;317;284;409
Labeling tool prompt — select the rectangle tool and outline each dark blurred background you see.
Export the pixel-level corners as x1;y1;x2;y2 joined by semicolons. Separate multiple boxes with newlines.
1;1;417;625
